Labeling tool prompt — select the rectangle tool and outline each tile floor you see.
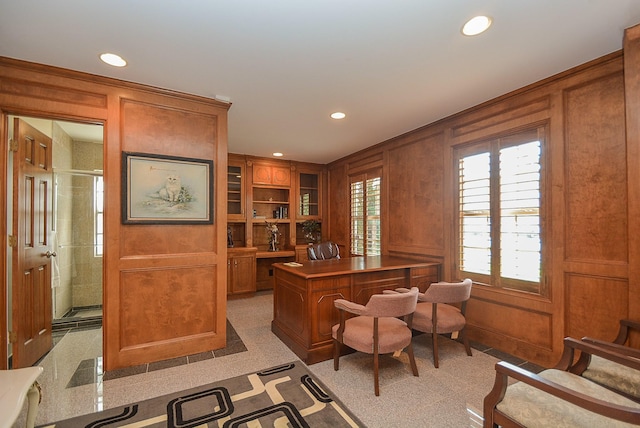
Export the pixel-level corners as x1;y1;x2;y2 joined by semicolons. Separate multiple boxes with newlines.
13;291;544;427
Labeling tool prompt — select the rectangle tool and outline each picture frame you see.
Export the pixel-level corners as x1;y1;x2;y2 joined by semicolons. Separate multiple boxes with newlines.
121;151;214;224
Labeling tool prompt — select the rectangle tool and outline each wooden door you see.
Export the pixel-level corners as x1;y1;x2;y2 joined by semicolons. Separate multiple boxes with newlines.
11;118;53;368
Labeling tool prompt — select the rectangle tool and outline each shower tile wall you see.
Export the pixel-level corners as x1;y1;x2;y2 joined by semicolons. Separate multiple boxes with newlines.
52;123;103;318
71;141;103;309
52;123;74;318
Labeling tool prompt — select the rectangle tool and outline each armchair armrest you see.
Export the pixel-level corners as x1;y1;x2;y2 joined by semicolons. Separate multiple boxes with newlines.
333;299;366;315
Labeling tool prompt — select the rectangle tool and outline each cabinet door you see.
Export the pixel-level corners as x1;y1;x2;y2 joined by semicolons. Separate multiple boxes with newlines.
252;164;291;186
227;258;233;294
231;254;256;294
253;164;272;185
298;172;320;218
271;166;291;186
227;162;245;220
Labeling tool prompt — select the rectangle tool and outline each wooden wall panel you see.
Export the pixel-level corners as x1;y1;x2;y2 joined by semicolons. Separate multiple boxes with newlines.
327;51;629;366
0;77;108;109
327;164;350;250
467;298;553;350
565;273;628;341
120;266;218;348
387;134;444;254
0;57;229;371
121;99;217;159
120;99;217;256
625;24;640;343
564;73;627;264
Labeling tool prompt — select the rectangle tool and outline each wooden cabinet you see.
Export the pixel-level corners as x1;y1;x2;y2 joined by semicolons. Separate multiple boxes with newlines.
227;247;257;296
227;155;245;220
228;154;326;259
252;163;291;186
295;244;310;262
297;170;320;218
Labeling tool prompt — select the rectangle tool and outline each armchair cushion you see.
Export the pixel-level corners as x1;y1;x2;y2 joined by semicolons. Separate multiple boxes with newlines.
331;316;411;354
412;303;465;333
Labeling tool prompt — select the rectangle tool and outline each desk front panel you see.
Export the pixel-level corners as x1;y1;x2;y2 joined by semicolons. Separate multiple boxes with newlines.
309;276;351;347
272;269;307;344
352;269;409;304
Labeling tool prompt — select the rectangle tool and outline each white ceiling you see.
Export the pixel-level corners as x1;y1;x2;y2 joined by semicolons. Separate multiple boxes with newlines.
2;1;640;164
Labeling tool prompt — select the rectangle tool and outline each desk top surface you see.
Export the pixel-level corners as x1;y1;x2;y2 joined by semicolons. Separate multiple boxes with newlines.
273;255;438;279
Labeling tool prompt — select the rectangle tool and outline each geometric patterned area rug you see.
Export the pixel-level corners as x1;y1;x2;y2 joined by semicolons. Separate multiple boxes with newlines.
39;362;363;427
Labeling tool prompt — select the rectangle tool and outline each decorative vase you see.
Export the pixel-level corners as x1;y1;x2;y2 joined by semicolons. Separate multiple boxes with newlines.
269;237;278;252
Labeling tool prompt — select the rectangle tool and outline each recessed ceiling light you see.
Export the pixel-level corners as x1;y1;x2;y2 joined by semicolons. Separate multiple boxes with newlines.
273;152;283;157
100;53;127;67
462;15;492;36
331;112;346;120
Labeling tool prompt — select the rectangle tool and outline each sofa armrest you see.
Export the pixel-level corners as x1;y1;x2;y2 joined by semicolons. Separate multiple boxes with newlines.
615;319;640;344
483;361;640;427
554;337;640;373
581;337;640;358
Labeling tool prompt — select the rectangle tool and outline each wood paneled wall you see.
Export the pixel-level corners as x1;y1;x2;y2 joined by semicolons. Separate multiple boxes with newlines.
0;57;230;370
625;24;640;348
327;45;636;366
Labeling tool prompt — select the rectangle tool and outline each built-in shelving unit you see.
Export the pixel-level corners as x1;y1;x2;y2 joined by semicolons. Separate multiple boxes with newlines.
226;155;326;293
298;172;319;217
227;164;242;217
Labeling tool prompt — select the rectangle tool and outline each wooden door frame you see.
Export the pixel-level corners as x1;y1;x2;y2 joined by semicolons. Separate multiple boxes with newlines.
0;110;106;369
0;111;8;369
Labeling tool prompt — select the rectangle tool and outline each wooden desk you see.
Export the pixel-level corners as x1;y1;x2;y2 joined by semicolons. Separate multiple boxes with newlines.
271;256;440;364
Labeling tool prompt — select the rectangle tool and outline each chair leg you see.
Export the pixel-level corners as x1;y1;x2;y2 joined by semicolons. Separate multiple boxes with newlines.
373;349;380;396
25;381;41;428
460;328;472;356
406;343;419;377
432;331;439;368
333;339;341;371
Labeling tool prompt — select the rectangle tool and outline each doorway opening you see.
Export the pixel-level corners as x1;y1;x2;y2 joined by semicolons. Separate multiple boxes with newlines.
7;116;104;362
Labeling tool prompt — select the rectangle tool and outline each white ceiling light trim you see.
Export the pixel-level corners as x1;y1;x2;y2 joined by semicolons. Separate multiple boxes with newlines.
100;53;127;67
462;16;492;36
331;112;346;120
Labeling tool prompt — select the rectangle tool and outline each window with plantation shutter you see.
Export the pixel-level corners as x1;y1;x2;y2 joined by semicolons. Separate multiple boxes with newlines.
350;170;381;256
456;128;544;294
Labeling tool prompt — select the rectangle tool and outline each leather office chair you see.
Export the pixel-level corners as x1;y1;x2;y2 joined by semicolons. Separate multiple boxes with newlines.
307;241;340;260
332;287;419;396
407;278;473;368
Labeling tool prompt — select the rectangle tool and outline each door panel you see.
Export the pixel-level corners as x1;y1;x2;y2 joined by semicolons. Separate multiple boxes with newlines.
12;118;53;368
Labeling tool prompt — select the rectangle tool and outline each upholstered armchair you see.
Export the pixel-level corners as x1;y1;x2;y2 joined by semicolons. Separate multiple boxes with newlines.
402;278;473;368
332;287;419;396
483;337;640;427
307;241;340;260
